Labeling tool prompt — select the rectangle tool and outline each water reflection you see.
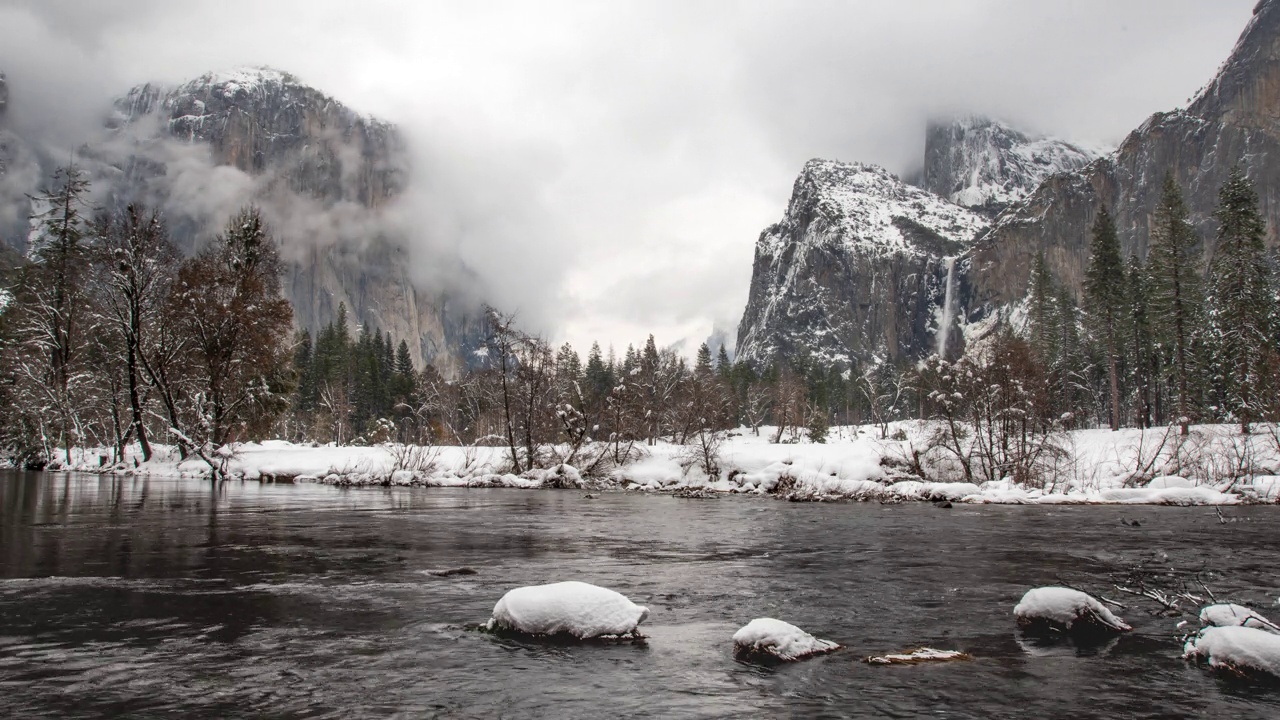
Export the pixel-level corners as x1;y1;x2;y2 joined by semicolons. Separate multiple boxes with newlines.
1;472;1279;718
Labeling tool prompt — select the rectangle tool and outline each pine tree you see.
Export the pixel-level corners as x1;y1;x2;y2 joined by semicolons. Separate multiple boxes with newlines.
1147;174;1203;432
585;342;612;401
18;164;94;460
555;342;582;382
395;339;415;396
1027;251;1058;365
695;342;713;377
1126;255;1156;428
1084;205;1127;430
293;329;315;413
1207;166;1273;433
716;345;731;378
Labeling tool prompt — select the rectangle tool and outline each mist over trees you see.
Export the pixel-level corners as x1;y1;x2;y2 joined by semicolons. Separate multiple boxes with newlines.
1;165;1279;477
0;167;295;473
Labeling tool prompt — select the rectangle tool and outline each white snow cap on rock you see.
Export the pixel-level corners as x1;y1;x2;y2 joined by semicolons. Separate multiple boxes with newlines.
1200;604;1280;634
1013;587;1131;632
487;581;649;639
1185;625;1280;678
732;618;840;662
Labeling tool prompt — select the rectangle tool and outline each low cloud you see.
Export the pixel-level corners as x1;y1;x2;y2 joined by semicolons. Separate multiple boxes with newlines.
0;0;1258;354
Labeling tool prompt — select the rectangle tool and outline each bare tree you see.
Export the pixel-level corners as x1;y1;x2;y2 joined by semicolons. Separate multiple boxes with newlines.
89;204;178;461
168;207;294;477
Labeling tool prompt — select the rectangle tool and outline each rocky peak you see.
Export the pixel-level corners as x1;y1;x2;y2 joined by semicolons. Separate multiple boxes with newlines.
1187;0;1280;126
735;159;987;369
922;116;1102;216
965;0;1280;323
113;66;403;207
785;159;988;258
92;67;479;374
0;71;8;122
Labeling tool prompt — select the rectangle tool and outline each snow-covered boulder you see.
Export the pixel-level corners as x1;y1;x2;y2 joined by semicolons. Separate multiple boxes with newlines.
1184;625;1280;679
1147;475;1194;489
1013;587;1132;639
732;618;840;663
486;581;649;639
1199;604;1280;634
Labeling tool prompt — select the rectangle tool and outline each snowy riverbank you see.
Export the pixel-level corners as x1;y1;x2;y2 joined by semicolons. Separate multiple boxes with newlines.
35;422;1280;506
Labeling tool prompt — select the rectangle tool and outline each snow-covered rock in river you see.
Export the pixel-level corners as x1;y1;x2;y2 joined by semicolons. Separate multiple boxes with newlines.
486;581;650;639
735;159;988;369
1184;625;1280;679
866;647;971;665
1013;587;1132;639
731;618;840;663
1200;604;1280;633
921;116;1101;217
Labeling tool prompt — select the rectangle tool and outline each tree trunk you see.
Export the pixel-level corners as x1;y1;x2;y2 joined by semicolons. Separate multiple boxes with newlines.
1108;351;1120;432
126;341;152;461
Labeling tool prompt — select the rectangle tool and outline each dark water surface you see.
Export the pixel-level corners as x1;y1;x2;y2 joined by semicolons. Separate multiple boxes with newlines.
2;472;1280;718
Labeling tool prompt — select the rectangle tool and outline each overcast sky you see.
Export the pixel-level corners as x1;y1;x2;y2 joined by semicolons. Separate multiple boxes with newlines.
0;0;1259;356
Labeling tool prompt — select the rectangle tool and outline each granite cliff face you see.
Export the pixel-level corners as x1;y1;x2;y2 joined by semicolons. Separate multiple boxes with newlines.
0;71;37;269
9;67;482;374
735;160;988;368
965;0;1280;317
921;116;1101;217
739;2;1279;370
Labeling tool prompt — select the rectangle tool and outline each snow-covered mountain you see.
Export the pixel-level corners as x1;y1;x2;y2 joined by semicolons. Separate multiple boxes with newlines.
735;159;988;369
966;0;1280;318
3;66;484;375
921;116;1102;216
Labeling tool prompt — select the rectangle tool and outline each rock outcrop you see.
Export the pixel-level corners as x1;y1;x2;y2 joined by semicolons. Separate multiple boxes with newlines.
3;67;483;375
921;116;1101;217
738;2;1279;371
965;0;1280;318
735;160;987;368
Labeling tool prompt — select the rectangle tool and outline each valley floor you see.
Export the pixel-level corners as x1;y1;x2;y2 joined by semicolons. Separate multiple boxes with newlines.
39;422;1280;506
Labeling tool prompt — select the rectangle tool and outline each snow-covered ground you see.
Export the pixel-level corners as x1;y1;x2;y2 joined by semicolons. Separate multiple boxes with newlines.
37;421;1280;506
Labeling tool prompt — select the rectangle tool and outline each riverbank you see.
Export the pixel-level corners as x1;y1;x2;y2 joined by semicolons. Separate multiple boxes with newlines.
31;421;1280;506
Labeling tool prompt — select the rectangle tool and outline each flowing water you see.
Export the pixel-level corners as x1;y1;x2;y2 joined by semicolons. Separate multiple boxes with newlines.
2;471;1279;718
937;256;957;359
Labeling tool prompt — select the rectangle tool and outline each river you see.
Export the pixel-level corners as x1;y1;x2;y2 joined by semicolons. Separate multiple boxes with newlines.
2;471;1279;718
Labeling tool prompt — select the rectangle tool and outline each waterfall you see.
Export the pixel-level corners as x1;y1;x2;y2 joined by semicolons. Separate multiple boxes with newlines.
937;256;957;358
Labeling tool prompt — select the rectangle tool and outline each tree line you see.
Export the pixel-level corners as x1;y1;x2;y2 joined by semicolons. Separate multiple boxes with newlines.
3;164;1278;480
1014;167;1279;436
0;166;294;472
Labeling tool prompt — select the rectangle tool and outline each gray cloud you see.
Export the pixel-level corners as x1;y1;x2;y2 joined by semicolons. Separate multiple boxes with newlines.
0;0;1257;353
